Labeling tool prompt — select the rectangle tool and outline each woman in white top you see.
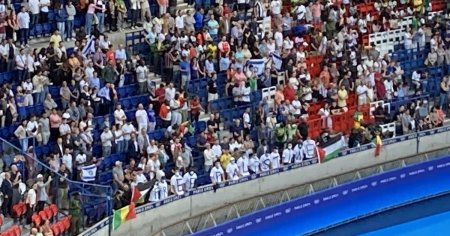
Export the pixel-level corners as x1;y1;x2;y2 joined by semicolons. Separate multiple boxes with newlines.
169;94;182;126
15;119;28;153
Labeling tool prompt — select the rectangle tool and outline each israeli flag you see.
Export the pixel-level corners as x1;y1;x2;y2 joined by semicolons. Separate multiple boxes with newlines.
247;59;266;76
272;53;283;71
81;164;97;182
82;36;96;56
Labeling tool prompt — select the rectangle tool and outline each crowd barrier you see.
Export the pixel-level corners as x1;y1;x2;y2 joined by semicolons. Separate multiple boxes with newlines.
196;153;450;236
80;125;450;236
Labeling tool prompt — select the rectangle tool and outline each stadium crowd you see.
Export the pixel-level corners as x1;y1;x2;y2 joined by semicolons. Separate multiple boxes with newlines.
0;0;448;234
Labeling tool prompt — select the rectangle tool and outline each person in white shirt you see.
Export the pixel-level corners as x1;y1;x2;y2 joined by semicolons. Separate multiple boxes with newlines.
75;151;87;171
134;168;148;184
62;148;73;173
270;0;281;16
226;157;240;181
259;151;272;172
149;181;161;202
146;154;160;180
210;161;224;184
170;168;185;196
211;139;222;160
159;176;169;200
100;126;113;157
237;155;250;177
271;148;281;169
293;141;304;163
136;61;148;94
302;137;318;159
122;120;136;152
249;153;260;174
274;30;283;51
356;81;368;106
282;144;294;165
17;7;30;46
135;103;149;132
114;105;127;126
22;77;34;106
203;143;215;172
183;168;197;191
15;120;28;153
26;115;38;136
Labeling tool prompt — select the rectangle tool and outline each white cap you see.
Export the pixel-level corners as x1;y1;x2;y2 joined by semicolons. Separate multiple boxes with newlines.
37;174;43;179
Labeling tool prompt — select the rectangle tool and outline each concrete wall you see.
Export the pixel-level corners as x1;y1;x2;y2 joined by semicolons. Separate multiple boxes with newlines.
80;127;450;236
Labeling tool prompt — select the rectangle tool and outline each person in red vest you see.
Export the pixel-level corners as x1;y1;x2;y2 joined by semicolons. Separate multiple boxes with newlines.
218;36;231;57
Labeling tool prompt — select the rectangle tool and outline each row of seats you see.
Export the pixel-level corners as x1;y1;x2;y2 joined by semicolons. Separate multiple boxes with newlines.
31;204;59;226
0;225;20;236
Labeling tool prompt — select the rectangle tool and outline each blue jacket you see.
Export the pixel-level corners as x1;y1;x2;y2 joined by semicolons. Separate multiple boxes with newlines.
55;8;68;22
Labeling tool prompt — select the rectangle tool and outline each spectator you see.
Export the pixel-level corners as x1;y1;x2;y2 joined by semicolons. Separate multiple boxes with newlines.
36;174;52;212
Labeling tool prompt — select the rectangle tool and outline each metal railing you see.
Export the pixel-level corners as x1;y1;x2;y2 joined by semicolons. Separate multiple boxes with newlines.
0;137;113;230
158;148;450;236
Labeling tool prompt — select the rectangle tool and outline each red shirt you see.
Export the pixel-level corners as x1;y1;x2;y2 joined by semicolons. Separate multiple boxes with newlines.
155;87;165;103
283;85;296;102
190;99;200;114
159;104;170;119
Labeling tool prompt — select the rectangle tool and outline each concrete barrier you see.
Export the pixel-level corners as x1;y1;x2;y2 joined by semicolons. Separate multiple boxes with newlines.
80;126;450;236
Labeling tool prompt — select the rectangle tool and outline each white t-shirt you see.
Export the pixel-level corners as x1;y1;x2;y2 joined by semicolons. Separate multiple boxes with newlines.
210;166;224;183
159;181;168;200
175;16;184;29
302;139;317;159
17;12;30;29
249;156;260;173
170;174;185;195
40;0;50;12
135;109;148;126
270;0;281;15
282;148;294;164
237;156;250;176
136;66;148;83
121;123;136;140
183;172;197;191
62;154;73;171
293;144;304;163
226;163;240;181
149;182;161;202
274;32;283;49
29;0;40;14
114;109;126;125
260;154;271;171
271;152;281;169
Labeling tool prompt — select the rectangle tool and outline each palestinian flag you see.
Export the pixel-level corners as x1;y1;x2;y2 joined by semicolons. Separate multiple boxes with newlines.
113;203;136;230
374;134;382;157
319;134;346;162
131;179;157;204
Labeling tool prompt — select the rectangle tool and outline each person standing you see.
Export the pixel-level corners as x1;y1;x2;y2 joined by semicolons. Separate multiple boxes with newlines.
129;0;140;29
96;0;106;33
36;174;52;212
25;182;37;225
69;192;82;236
58;164;70;210
66;1;76;41
1;172;12;217
55;3;68;41
16;7;29;46
116;0;127;32
28;0;39;36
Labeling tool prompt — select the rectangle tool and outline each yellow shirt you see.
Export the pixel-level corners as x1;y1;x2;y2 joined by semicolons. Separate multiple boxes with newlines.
337;89;348;108
50;34;62;46
220;153;232;169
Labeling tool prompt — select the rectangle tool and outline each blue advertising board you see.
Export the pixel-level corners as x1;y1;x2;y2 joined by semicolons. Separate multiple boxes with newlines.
194;155;450;236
